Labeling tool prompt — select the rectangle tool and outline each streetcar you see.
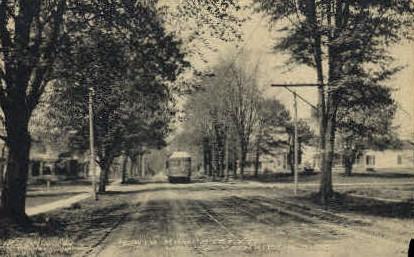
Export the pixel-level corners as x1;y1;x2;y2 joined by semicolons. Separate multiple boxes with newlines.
166;151;191;183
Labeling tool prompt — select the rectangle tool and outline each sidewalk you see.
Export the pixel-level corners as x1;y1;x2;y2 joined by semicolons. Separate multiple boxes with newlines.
27;192;91;216
27;180;122;217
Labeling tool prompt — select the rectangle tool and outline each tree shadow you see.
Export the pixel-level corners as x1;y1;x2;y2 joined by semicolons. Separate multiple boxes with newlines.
27;192;82;198
0;191;131;239
307;193;414;219
243;172;319;183
339;172;414;179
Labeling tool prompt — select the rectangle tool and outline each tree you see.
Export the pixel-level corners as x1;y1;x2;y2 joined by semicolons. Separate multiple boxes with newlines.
226;59;261;179
184;51;263;179
254;98;290;177
170;0;245;89
336;85;398;176
45;0;186;193
0;0;66;222
255;0;414;202
285;120;314;175
182;72;232;178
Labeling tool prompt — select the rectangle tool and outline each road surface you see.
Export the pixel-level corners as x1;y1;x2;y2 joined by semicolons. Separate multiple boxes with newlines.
81;182;412;257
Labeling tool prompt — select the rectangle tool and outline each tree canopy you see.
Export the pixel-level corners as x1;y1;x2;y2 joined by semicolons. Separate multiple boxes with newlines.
254;0;414;202
44;0;187;192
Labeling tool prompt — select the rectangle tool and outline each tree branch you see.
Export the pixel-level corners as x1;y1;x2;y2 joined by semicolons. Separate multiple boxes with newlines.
27;0;66;110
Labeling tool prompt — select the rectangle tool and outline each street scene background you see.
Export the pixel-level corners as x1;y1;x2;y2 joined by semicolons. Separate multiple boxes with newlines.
0;1;413;257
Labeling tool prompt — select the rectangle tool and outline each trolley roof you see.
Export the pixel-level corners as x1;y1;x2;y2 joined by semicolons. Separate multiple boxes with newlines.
169;151;191;159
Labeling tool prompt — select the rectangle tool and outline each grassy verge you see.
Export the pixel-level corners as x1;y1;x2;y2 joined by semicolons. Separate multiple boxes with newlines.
26;192;83;208
0;193;135;257
303;191;414;219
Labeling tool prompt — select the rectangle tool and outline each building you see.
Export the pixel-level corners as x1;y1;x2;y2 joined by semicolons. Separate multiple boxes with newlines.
306;140;414;172
353;141;414;171
28;139;88;181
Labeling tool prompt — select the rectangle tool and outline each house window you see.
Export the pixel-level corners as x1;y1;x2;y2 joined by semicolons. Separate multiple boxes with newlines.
366;155;375;166
397;155;403;165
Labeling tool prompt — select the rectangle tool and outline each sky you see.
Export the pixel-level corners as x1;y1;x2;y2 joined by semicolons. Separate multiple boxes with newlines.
203;11;414;140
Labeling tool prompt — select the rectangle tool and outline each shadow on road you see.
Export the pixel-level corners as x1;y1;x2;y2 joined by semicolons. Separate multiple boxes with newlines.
242;172;319;183
338;172;414;179
27;192;82;198
307;193;414;219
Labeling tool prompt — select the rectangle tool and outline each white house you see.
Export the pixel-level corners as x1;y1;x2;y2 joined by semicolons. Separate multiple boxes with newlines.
305;141;414;172
354;141;414;171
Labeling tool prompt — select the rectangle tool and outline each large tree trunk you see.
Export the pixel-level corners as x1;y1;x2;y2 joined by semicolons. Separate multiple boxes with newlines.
0;110;31;223
98;158;112;193
319;29;341;203
305;0;334;204
0;145;5;188
319;101;337;203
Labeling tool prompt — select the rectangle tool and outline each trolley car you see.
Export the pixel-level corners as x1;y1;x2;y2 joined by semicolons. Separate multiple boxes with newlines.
166;151;191;183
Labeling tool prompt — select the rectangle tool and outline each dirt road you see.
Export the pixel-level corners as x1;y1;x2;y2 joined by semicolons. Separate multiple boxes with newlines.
84;182;412;257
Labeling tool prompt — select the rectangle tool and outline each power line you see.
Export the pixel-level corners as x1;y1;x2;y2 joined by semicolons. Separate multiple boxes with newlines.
271;84;319;111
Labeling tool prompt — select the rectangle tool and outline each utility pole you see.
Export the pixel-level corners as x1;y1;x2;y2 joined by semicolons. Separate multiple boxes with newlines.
271;83;319;196
88;87;98;201
225;130;229;180
293;92;299;195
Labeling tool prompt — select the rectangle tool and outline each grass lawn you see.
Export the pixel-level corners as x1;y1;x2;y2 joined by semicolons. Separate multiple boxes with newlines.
26;184;91;208
0;193;134;257
244;169;414;185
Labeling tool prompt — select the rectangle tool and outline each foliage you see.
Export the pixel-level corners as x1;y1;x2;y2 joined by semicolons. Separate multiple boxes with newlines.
337;85;399;175
0;0;67;221
167;0;246;93
255;98;290;156
254;0;414;201
45;0;187;191
286;119;314;173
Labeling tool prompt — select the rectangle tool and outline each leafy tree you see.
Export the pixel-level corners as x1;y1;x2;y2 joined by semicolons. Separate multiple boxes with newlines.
46;0;186;192
0;0;66;222
285;120;315;175
226;59;262;178
183;51;263;179
255;0;414;202
254;98;290;177
182;73;232;178
167;0;246;94
337;85;398;175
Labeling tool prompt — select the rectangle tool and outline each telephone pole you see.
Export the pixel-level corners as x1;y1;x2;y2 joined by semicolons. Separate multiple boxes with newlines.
271;83;319;196
293;92;299;195
88;87;98;201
